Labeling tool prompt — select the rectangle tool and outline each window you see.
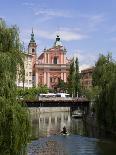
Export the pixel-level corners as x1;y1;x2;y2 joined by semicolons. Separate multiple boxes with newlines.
46;53;48;63
25;80;28;84
54;57;57;64
50;77;55;82
28;57;32;61
29;80;32;84
50;77;52;82
32;48;35;53
29;72;32;76
55;78;58;82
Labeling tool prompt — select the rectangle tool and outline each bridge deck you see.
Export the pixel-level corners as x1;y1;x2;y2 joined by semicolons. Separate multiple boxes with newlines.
24;99;90;108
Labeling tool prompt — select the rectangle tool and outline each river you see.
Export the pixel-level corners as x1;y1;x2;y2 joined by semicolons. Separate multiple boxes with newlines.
28;109;116;155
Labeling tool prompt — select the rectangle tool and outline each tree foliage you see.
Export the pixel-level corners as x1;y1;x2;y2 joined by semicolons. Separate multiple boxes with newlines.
81;86;99;101
74;57;80;97
67;57;80;97
56;79;67;92
67;59;75;96
92;53;116;132
0;19;30;155
17;85;49;100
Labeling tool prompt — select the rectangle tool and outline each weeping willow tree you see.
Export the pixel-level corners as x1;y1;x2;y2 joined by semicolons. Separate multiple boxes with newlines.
0;19;30;155
93;53;116;132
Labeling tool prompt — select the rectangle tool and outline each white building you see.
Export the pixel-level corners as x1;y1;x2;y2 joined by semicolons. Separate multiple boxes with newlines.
16;30;36;88
16;53;33;88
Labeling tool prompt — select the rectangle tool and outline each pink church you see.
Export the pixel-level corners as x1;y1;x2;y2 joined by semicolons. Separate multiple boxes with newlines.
28;31;70;89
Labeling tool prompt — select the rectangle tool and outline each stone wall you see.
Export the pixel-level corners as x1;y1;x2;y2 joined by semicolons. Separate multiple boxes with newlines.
28;107;70;113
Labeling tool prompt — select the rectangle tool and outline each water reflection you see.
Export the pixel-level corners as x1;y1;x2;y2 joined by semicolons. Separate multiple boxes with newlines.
29;109;116;155
31;111;74;138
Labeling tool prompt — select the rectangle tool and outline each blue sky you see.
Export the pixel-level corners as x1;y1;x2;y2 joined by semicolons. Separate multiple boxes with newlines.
0;0;116;69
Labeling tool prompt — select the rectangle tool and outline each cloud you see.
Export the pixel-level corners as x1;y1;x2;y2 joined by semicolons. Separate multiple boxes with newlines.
81;14;105;32
58;28;88;41
79;64;91;71
22;2;34;7
31;27;88;41
68;49;97;71
88;14;105;30
74;13;105;32
34;8;105;28
34;9;72;19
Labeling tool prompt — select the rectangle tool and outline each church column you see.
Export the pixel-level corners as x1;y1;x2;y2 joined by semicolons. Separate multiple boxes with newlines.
44;72;47;85
48;53;50;64
62;54;64;64
60;54;62;64
61;72;64;80
60;53;63;64
64;72;66;82
44;53;46;63
35;70;39;87
47;72;50;88
64;54;66;64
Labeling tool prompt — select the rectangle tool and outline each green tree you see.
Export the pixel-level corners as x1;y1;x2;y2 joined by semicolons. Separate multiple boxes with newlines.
93;53;116;132
81;86;99;101
67;59;75;96
17;85;49;100
56;79;67;92
74;57;80;97
0;19;30;155
67;57;81;97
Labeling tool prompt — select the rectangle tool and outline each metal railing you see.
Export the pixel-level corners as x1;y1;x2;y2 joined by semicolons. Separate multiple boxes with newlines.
38;97;73;101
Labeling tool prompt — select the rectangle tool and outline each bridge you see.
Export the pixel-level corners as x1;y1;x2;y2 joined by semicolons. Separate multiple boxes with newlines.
24;98;90;115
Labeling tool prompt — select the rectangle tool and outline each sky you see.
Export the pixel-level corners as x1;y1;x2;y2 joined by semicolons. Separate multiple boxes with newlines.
0;0;116;70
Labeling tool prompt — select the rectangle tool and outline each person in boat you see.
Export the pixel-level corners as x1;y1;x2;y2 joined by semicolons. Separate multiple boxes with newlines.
61;126;67;134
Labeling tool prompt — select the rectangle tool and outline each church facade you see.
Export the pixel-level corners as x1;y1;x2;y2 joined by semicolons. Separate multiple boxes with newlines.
25;30;71;89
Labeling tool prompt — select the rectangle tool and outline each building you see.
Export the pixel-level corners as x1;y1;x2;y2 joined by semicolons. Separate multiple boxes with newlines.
34;35;70;89
17;31;71;89
80;67;94;89
16;53;33;88
16;30;36;88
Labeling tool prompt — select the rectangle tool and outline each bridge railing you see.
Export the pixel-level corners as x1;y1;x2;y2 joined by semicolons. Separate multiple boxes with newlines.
37;97;88;101
38;97;74;101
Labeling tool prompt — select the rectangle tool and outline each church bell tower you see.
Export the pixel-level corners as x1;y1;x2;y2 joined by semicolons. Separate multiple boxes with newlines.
28;29;37;55
28;29;37;87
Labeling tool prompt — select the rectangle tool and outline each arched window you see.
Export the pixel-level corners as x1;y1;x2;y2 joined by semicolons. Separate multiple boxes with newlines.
32;48;35;53
54;57;57;64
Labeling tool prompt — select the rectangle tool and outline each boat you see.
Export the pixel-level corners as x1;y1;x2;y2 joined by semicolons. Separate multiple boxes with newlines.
60;132;70;136
72;110;83;118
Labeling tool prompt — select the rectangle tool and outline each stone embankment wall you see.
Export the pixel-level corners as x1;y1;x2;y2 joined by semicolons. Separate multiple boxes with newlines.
28;107;70;113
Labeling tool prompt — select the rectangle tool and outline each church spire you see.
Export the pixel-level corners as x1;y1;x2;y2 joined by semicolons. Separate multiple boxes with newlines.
30;28;35;43
28;28;37;55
